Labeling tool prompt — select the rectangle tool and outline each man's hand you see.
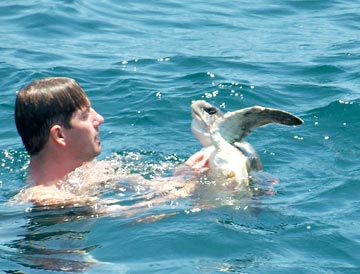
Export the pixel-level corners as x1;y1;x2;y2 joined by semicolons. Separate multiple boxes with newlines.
185;150;210;174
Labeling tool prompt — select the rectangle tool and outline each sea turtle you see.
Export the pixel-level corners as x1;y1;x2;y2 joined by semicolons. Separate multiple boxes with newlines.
191;100;303;190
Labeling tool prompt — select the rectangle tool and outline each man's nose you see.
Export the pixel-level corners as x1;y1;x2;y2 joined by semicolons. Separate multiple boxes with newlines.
91;108;104;126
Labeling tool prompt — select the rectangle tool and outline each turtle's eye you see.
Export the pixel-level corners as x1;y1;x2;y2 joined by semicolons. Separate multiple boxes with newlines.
204;107;217;115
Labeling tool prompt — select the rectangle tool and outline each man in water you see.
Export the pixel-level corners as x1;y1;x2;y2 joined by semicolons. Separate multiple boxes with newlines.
14;77;208;206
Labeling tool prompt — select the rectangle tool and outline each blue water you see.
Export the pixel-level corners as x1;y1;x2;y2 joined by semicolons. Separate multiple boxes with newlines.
1;0;360;273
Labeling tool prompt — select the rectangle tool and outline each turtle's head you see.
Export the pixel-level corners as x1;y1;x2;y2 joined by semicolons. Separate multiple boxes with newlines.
191;100;224;147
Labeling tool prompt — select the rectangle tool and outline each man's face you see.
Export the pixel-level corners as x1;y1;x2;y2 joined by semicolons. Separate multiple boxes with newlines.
64;104;104;163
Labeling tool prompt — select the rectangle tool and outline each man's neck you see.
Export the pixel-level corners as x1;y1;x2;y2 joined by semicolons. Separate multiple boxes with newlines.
27;152;84;187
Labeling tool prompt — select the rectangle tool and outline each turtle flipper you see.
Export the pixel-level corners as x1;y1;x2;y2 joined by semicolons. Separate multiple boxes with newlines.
234;141;263;171
217;106;303;144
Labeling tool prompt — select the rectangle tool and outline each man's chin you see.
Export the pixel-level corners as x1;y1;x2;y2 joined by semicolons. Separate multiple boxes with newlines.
93;150;101;157
95;146;102;156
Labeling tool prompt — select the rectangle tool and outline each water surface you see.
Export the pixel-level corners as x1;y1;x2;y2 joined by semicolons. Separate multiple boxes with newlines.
1;0;359;273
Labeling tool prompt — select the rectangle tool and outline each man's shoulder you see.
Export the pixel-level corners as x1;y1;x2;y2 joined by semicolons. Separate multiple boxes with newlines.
13;185;93;206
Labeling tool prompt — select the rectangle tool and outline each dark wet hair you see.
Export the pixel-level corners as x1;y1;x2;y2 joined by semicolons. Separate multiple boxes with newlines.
15;77;90;156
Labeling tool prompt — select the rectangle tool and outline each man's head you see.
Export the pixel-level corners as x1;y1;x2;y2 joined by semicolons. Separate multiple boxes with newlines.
15;77;98;156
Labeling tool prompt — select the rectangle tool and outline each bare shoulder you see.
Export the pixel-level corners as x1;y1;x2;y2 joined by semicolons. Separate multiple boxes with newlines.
13;185;96;206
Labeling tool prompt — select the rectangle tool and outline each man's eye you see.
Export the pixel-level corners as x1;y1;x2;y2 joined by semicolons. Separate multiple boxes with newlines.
80;110;90;119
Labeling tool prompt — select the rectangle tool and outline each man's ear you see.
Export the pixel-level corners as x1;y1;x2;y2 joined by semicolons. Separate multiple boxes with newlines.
49;125;66;147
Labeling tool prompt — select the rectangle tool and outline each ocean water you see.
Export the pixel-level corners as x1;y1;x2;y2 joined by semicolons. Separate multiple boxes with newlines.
1;0;359;273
